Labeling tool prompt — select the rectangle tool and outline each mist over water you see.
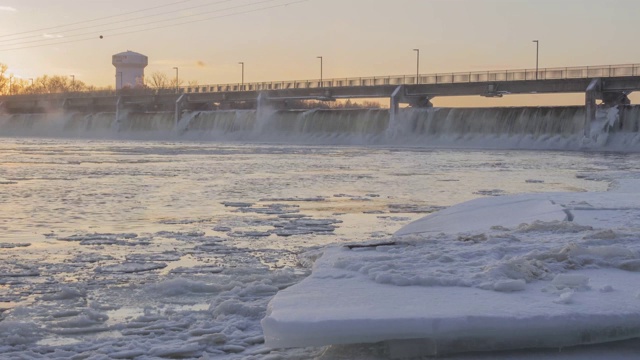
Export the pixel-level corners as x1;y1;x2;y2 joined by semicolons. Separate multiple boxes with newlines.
1;106;640;150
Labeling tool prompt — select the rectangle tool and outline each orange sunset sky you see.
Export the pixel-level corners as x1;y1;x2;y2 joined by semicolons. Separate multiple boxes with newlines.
1;0;639;106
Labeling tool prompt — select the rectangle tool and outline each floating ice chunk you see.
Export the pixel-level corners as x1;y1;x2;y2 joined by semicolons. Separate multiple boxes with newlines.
552;274;590;290
272;229;313;237
388;204;443;214
71;253;115;263
0;321;44;346
264;192;640;356
517;220;593;233
396;196;567;236
156;230;205;239
600;285;614;293
493;279;526;292
259;196;326;202
95;262;167;274
553;291;575;304
147;278;221;296
126;252;181;262
277;214;308;219
50;309;109;329
619;260;640;272
0;243;30;248
212;299;265;319
148;344;204;358
228;231;271;238
169;266;223;275
221;201;254;207
40;286;86;301
222;344;246;353
110;350;146;359
474;189;506;196
0;265;39;277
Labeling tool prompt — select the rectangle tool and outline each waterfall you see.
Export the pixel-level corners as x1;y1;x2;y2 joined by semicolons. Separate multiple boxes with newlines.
2;106;640;151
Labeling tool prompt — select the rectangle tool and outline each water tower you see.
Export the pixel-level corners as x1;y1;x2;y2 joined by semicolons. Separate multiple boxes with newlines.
112;50;148;90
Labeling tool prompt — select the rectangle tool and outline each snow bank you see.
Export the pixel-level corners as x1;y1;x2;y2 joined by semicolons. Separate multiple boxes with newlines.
262;191;640;357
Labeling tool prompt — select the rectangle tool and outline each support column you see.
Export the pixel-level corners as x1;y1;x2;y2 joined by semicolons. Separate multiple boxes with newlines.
175;94;186;125
584;79;600;139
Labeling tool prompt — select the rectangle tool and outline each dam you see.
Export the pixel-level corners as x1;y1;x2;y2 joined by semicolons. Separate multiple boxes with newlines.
1;63;640;150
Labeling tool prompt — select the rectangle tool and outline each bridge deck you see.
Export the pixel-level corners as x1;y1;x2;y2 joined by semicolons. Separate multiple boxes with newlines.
1;63;640;112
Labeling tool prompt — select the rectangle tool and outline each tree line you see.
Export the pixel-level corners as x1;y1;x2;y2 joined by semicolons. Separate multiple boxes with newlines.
0;63;194;95
0;65;382;108
0;63;105;95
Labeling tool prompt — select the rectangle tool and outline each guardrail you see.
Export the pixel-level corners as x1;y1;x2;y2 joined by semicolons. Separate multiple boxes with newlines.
181;63;640;94
3;63;640;99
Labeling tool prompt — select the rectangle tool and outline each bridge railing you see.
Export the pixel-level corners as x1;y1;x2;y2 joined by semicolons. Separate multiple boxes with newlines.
180;63;640;94
3;64;639;100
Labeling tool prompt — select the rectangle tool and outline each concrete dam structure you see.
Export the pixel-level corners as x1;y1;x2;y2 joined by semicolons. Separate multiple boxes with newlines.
1;63;640;149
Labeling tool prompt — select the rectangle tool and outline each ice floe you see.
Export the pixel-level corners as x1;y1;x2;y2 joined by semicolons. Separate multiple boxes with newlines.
262;191;640;357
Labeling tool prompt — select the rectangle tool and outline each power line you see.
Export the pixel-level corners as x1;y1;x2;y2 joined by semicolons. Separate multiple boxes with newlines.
0;0;237;44
0;0;276;48
0;0;197;38
0;0;310;52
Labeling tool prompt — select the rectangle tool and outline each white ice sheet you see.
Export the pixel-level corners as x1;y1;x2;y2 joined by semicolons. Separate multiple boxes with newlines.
262;192;640;357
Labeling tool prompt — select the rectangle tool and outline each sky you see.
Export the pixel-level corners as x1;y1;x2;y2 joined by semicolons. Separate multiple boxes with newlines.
1;0;639;106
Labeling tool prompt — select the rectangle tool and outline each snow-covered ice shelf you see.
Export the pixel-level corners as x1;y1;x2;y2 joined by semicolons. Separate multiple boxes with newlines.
262;190;640;357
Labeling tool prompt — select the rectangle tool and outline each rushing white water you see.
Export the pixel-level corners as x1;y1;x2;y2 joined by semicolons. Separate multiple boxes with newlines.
2;106;640;150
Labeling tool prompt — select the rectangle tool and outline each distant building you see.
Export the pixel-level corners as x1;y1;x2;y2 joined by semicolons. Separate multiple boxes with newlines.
112;50;148;90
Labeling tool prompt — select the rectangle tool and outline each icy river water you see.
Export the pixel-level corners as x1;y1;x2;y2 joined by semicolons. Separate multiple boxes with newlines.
1;137;638;359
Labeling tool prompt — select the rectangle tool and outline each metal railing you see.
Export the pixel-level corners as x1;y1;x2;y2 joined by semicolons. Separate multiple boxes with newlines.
3;63;639;99
180;63;640;94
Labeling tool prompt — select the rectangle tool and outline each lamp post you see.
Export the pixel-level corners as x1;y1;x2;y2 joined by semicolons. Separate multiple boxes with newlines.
9;75;12;95
173;67;179;93
413;49;420;84
317;56;323;86
532;40;539;80
70;75;75;91
238;62;244;89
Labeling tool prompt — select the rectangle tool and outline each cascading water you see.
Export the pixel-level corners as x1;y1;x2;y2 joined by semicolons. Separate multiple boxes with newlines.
1;106;640;150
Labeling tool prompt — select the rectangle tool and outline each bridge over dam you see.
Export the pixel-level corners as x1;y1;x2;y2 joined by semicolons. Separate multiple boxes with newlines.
2;63;640;138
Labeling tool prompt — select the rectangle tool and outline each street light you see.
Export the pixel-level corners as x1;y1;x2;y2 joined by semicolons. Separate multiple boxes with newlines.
317;56;323;86
9;75;12;95
532;40;539;80
238;62;244;88
413;49;420;84
70;75;75;91
173;67;179;93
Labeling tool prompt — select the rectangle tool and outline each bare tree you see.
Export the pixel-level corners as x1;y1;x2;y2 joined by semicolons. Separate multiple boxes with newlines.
149;72;170;89
0;63;8;95
46;76;71;93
